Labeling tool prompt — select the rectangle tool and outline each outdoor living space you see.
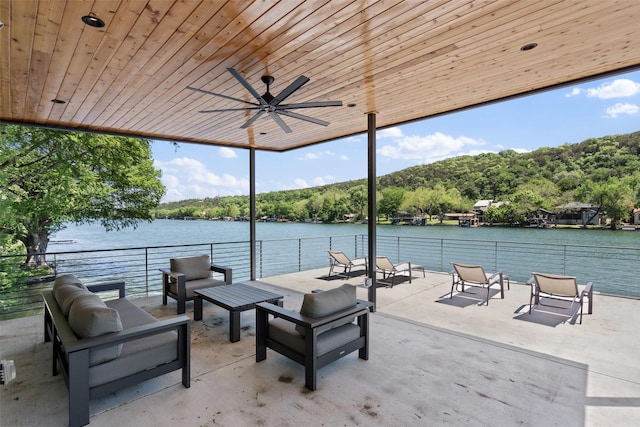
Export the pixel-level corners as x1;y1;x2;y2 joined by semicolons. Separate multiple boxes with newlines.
1;268;639;426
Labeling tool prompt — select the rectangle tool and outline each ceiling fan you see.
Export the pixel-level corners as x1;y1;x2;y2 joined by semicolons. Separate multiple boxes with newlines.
187;68;342;133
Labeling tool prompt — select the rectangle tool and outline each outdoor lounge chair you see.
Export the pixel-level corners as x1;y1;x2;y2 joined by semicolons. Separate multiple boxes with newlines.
375;256;422;287
255;284;372;390
327;250;367;278
528;272;593;324
450;262;508;305
160;254;232;314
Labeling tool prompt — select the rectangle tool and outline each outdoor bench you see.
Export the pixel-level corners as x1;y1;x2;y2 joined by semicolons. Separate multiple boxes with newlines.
43;274;190;427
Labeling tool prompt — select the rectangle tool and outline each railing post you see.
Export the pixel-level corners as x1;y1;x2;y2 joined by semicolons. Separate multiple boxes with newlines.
354;234;357;258
440;239;444;272
259;240;263;279
563;245;567;275
145;248;149;296
494;241;498;272
397;236;400;262
298;239;302;272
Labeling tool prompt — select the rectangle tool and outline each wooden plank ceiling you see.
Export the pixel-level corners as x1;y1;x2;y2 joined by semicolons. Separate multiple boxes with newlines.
1;0;640;152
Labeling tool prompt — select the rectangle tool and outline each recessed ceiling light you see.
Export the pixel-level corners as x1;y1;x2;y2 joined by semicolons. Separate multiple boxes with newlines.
520;43;538;52
51;99;66;104
0;21;5;30
260;132;267;135
82;15;105;28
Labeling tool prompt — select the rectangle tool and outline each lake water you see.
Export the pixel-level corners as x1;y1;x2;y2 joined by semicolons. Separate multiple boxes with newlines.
51;219;640;251
47;220;639;297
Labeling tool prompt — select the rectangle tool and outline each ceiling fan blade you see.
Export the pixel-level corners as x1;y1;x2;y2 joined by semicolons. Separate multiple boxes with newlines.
228;68;268;106
186;86;259;107
240;110;266;129
269;112;292;133
271;75;310;106
277;100;343;109
277;110;330;127
199;107;260;113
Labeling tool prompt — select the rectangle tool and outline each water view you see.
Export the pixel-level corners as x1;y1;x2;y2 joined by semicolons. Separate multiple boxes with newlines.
51;219;640;252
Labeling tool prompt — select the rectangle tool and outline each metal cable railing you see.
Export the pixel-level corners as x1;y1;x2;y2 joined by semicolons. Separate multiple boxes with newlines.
1;234;638;319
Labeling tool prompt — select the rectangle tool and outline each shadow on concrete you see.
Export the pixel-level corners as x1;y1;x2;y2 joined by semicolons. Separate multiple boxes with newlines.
435;287;503;307
514;301;582;327
317;270;367;281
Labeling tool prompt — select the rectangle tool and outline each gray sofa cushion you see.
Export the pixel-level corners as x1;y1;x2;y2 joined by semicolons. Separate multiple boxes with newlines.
54;285;90;317
53;274;87;289
89;298;177;387
296;284;356;335
170;254;211;281
68;293;123;365
52;274;89;316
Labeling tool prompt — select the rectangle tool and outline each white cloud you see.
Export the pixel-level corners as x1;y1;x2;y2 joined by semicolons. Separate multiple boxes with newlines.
377;127;403;138
565;87;582;97
604;102;639;118
219;147;237;158
313;176;334;186
154;157;249;202
377;131;485;163
586;79;640;99
298;150;345;161
566;79;640;99
293;178;309;188
299;152;319;160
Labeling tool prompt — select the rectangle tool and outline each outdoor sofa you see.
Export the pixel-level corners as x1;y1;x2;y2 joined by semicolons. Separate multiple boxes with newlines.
43;274;190;427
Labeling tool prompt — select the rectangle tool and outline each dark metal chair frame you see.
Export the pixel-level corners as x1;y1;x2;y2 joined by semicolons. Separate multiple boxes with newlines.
160;262;232;314
255;299;372;391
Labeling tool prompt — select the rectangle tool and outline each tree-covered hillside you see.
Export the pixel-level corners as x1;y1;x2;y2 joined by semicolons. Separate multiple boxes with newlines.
154;131;640;226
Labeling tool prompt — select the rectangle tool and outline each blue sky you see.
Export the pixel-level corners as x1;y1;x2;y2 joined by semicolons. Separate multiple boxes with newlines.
152;70;640;203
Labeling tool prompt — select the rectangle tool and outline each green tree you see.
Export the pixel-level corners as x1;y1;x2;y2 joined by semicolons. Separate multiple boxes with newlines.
348;185;368;220
378;188;405;220
306;194;323;220
511;190;549;221
578;178;634;229
405;187;428;217
0;125;165;266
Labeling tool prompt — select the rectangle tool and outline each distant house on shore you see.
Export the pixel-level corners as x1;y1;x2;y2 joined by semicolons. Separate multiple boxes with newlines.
554;202;601;226
445;212;479;227
633;208;640;225
472;199;508;224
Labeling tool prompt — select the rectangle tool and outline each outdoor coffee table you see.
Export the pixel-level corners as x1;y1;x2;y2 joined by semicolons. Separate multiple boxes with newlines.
194;283;283;342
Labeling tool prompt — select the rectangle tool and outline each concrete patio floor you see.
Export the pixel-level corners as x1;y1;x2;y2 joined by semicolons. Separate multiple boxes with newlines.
1;268;639;426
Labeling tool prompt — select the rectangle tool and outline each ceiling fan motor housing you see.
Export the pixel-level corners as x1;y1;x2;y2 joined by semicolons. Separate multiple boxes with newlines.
189;68;342;133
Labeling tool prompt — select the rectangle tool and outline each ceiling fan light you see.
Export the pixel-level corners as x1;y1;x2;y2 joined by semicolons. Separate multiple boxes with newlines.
520;43;538;52
82;15;105;28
